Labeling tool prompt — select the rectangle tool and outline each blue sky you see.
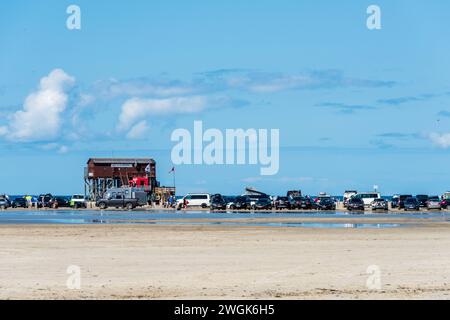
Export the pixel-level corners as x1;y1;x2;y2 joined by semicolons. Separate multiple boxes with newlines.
1;0;450;196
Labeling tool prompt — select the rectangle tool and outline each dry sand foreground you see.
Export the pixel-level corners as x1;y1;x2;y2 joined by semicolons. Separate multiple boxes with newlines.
0;219;450;299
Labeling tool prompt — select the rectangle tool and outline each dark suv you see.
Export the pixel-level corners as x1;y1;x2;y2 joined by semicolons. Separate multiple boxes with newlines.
290;196;312;209
316;198;336;211
254;197;273;210
415;195;428;207
274;196;291;210
230;196;252;210
404;197;420;211
398;194;413;209
37;194;57;208
12;197;28;208
347;197;365;211
54;196;71;208
210;194;227;210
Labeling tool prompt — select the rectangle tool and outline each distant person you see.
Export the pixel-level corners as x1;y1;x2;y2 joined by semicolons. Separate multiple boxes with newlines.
170;195;175;208
25;195;32;208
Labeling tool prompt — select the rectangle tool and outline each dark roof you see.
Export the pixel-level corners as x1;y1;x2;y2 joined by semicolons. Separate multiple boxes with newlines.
87;158;155;164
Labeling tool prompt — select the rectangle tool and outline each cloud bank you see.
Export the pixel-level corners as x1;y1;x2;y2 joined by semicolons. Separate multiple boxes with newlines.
0;68;396;145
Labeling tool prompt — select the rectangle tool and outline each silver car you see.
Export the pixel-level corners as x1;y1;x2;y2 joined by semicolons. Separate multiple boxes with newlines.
0;196;10;209
371;198;388;211
426;196;441;210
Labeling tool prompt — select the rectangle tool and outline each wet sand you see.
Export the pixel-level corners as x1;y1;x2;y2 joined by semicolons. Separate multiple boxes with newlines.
0;218;450;299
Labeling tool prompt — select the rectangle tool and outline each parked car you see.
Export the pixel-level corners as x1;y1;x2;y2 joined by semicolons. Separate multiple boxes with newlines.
286;190;302;198
246;194;268;207
440;198;450;209
12;197;28;208
210;194;227;210
314;192;331;202
343;190;358;208
398;194;413;209
177;193;211;209
229;196;252;210
0;195;11;209
54;196;71;208
371;198;388;211
391;195;399;208
70;194;87;209
300;196;313;209
289;196;301;209
315;198;336;211
274;196;291;210
290;196;312;209
404;197;420;211
253;197;273;210
224;196;236;209
96;188;147;210
347;197;365;211
416;194;428;207
37;194;57;208
355;192;381;207
426;196;441;210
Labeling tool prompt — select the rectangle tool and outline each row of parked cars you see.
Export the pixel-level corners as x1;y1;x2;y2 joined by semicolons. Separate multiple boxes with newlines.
0;194;87;210
390;194;448;210
176;192;338;211
175;191;450;212
342;191;449;211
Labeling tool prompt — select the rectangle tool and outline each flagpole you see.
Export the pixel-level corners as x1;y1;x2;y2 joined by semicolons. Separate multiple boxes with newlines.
173;167;176;197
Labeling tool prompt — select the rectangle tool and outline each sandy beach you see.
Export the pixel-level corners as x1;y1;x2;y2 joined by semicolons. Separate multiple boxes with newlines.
1;217;450;300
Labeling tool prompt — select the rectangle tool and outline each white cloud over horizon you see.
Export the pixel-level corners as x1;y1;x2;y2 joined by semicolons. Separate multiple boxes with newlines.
0;69;75;142
117;96;209;131
429;132;450;148
126;120;150;139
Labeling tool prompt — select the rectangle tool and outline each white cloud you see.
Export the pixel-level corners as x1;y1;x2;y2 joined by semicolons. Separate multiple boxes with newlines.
199;69;394;93
231;74;314;93
38;142;69;154
77;93;95;107
118;96;208;131
429;132;450;148
109;81;193;97
1;69;75;142
126;120;150;140
92;78;196;100
58;145;69;154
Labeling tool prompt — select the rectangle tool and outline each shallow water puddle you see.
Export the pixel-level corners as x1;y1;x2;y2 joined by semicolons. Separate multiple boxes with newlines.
0;209;446;228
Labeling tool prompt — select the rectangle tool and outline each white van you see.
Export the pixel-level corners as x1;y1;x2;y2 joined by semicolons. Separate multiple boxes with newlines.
355;192;381;207
177;193;211;209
